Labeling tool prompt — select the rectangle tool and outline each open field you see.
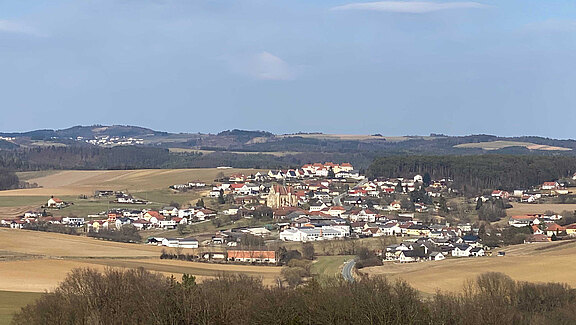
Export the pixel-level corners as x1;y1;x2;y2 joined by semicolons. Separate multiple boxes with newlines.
0;258;281;293
0;229;282;295
507;203;576;216
16;170;60;181
0;291;43;324
1;168;264;197
0;228;162;257
0;205;40;219
362;241;576;294
454;140;571;151
0;168;261;218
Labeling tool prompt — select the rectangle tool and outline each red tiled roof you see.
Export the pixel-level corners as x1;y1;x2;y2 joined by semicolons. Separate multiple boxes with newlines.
546;223;566;231
273;185;294;195
511;215;538;220
227;250;276;259
146;211;161;218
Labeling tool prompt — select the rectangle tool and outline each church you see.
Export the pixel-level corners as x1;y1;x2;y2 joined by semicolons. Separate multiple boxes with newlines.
266;184;298;208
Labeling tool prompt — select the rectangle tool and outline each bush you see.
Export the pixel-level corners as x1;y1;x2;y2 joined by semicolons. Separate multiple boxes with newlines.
12;269;576;325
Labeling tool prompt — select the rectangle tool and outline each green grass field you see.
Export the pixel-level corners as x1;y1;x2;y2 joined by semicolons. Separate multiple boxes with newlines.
311;255;354;278
16;170;59;181
0;291;42;324
0;196;46;208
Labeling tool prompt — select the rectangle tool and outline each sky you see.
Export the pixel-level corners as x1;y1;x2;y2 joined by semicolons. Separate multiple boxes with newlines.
1;0;576;138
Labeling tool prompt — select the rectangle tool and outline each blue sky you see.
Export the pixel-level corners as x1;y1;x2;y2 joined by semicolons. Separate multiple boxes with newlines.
1;0;575;137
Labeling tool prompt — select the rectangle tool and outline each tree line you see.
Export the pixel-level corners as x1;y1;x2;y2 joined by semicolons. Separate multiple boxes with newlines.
0;169;19;190
0;146;372;171
13;268;576;324
367;155;576;194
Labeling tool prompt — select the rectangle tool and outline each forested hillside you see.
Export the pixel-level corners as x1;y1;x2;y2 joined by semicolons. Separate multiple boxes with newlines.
0;169;19;190
0;146;371;171
368;155;576;193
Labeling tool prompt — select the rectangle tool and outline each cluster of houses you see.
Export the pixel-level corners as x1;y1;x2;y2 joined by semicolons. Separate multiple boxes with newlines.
508;213;576;242
384;235;486;263
267;162;361;180
81;135;144;146
147;236;278;264
114;192;149;204
86;206;218;232
0;198;219;232
0;212;85;229
7;165;576;270
170;180;207;191
484;180;570;204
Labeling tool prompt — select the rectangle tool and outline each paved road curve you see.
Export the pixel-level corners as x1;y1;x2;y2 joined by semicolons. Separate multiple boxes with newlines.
342;259;356;282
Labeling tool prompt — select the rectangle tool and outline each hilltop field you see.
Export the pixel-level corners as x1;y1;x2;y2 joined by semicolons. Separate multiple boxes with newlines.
454;140;571;151
8;168;263;197
0;168;264;218
362;240;576;295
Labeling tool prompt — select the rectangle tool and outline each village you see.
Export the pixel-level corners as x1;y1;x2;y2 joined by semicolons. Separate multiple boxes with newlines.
2;162;576;266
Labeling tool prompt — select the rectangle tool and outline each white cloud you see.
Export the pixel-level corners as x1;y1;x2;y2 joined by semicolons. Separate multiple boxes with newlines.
331;1;487;14
251;52;296;81
0;20;36;35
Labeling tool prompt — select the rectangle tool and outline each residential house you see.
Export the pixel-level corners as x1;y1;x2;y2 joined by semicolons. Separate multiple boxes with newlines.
227;250;277;263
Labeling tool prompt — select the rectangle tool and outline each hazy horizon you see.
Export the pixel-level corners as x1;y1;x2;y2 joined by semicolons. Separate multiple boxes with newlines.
1;1;575;138
2;123;576;141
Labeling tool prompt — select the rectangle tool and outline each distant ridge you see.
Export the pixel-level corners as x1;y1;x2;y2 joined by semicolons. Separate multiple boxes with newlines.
0;125;575;156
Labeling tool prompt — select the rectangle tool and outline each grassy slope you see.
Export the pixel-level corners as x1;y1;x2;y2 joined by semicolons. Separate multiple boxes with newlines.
0;291;42;324
311;255;354;279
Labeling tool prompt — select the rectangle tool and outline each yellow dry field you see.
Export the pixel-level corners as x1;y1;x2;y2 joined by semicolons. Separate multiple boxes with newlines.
0;228;162;257
362;241;576;294
3;168;263;197
0;229;281;293
454;140;571;151
0;205;38;219
507;203;576;216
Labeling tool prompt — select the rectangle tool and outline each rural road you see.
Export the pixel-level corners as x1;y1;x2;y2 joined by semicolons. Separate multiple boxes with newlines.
342;259;356;282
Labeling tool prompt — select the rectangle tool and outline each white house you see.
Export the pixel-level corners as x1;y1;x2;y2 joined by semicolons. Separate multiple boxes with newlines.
451;244;484;257
161;237;199;248
279;226;346;242
160;207;179;217
178;237;199;249
47;197;65;208
158;219;177;229
381;222;402;236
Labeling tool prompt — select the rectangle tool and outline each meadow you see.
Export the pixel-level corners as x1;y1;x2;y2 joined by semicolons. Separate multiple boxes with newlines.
311;255;354;278
0;291;43;324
